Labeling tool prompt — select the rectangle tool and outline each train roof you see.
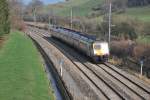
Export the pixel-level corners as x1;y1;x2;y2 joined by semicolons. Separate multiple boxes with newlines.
58;27;97;41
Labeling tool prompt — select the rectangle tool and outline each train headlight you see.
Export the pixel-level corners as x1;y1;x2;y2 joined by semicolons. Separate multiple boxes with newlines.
93;42;109;56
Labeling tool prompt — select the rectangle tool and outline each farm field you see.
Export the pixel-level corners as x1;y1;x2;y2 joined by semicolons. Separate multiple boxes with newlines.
0;31;55;100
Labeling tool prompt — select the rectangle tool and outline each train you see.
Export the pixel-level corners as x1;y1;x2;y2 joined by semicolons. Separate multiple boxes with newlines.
26;22;110;62
50;25;110;62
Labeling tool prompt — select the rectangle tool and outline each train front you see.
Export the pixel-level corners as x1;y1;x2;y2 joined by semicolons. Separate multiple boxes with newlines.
92;42;110;62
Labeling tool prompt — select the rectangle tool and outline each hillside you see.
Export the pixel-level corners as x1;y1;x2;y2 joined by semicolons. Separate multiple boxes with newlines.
46;0;104;17
46;0;150;22
124;6;150;22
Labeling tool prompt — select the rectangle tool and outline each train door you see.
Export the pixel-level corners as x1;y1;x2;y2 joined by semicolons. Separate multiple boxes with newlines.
86;43;91;57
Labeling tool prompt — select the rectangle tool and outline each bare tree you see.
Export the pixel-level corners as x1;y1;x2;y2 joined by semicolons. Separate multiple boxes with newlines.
8;0;25;30
25;0;44;16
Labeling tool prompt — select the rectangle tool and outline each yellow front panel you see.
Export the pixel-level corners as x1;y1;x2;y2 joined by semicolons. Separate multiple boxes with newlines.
93;42;109;56
94;50;104;56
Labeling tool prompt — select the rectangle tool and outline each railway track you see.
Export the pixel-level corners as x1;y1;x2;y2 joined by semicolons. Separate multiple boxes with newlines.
27;27;109;100
26;27;103;100
47;36;150;100
26;26;150;100
26;28;72;100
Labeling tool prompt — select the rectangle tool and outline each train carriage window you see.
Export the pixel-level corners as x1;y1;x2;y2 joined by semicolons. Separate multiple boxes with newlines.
73;34;80;39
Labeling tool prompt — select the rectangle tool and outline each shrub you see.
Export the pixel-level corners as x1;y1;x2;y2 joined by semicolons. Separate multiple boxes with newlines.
11;17;26;31
111;16;138;40
110;40;135;58
111;40;150;67
133;43;150;60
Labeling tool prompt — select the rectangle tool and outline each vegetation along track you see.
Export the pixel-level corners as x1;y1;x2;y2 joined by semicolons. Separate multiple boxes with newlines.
27;26;150;100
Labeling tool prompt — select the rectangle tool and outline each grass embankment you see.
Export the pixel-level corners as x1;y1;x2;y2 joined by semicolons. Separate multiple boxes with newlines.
0;31;55;100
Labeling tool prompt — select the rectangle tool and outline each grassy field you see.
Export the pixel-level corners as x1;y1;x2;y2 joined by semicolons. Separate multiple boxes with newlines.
47;0;104;16
123;6;150;22
0;31;55;100
47;0;150;22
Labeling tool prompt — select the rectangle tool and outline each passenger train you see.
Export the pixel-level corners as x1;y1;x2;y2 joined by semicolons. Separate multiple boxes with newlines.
26;22;110;62
50;25;110;62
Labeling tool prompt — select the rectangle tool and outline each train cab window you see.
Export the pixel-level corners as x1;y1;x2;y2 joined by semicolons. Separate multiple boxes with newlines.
94;45;101;50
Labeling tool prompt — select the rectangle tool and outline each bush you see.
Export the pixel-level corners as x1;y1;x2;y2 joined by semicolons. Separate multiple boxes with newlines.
110;40;135;58
111;40;150;67
111;16;138;40
132;43;150;68
114;22;137;40
11;17;26;31
133;43;150;60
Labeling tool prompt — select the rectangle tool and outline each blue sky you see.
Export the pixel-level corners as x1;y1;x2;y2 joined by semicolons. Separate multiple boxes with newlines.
23;0;65;5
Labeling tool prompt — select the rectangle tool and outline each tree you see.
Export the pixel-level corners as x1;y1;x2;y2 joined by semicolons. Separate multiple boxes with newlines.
111;21;137;40
8;0;25;30
0;0;10;35
112;0;127;13
25;0;44;16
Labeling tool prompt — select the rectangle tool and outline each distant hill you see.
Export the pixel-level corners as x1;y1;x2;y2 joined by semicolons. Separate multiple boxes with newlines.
46;0;104;17
46;0;150;22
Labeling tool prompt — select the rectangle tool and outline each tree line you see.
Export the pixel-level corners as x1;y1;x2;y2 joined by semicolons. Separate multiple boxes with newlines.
112;0;150;8
127;0;150;7
0;0;10;35
0;0;26;35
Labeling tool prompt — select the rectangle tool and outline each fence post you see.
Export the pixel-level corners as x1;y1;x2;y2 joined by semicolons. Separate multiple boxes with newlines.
140;60;143;76
59;59;64;77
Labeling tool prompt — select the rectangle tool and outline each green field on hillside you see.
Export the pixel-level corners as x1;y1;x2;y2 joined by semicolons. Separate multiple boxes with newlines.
124;6;150;22
47;0;150;22
47;0;104;16
0;31;55;100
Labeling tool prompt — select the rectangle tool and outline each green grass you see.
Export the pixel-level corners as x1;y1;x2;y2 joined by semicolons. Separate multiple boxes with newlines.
124;6;150;22
47;0;150;22
46;0;104;17
0;31;55;100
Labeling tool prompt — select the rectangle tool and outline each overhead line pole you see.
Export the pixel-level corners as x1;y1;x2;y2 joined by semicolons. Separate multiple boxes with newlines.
33;8;37;24
71;7;73;29
108;1;112;45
